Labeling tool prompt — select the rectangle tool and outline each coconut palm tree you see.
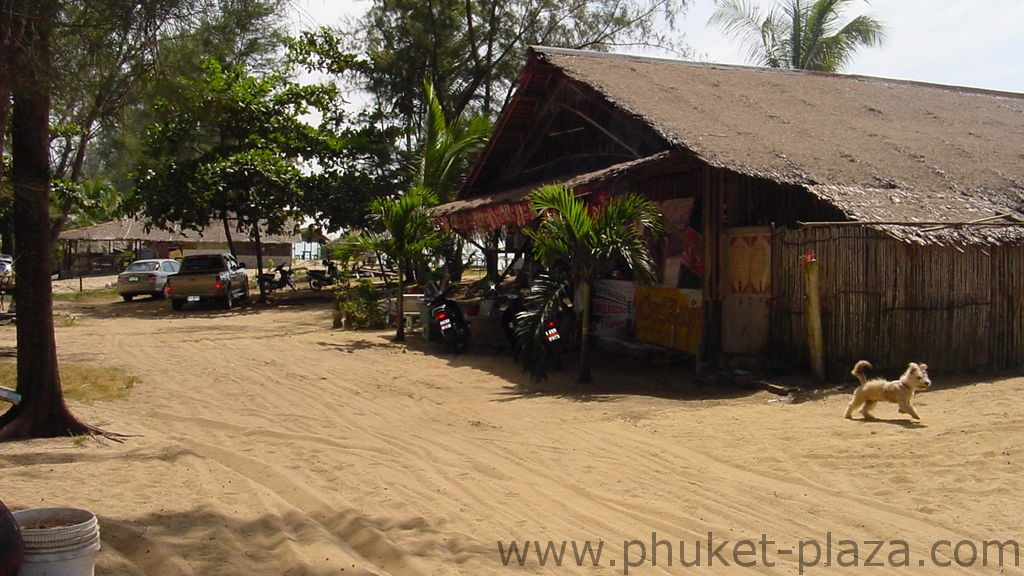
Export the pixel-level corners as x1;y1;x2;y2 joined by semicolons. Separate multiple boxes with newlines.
520;185;663;384
709;0;886;72
416;78;490;204
415;77;490;281
344;187;444;341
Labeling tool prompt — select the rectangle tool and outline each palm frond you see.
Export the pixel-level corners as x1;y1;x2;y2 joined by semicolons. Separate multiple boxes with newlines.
594;194;663;281
527;184;595;272
709;0;787;67
822;14;886;70
714;0;884;71
514;271;570;382
417;77;490;204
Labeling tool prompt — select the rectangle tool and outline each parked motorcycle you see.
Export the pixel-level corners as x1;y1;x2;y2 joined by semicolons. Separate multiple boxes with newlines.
258;263;296;293
424;289;470;353
307;259;341;291
502;287;571;367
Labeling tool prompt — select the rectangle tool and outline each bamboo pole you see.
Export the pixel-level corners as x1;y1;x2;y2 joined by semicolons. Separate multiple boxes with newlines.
803;255;825;382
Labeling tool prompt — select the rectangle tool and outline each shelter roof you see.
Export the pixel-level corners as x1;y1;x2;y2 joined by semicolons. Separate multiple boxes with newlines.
452;47;1024;245
59;217;304;244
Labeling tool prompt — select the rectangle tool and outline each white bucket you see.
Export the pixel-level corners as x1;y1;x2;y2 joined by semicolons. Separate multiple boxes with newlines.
13;508;100;576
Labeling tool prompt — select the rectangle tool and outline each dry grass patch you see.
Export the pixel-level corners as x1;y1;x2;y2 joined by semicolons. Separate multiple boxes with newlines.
0;362;138;403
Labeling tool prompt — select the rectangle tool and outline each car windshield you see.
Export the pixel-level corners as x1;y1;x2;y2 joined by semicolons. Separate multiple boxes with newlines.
126;262;160;272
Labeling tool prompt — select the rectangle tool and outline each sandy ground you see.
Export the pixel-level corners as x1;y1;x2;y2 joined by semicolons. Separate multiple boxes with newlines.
2;285;1024;575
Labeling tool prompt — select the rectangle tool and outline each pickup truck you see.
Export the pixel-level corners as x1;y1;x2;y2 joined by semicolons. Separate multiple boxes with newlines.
167;253;249;310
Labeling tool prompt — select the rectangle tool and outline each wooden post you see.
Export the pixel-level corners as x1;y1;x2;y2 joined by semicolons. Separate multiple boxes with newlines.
803;255;825;381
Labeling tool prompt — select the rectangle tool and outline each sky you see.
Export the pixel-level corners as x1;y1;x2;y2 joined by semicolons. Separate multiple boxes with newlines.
290;0;1024;94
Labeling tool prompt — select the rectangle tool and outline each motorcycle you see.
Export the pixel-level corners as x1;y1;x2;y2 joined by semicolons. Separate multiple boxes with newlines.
258;263;297;293
424;289;470;353
307;259;342;291
501;287;571;367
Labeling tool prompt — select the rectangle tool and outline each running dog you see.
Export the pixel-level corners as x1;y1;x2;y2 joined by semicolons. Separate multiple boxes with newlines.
844;360;931;420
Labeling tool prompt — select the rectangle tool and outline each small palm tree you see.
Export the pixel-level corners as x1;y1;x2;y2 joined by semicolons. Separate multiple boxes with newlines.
709;0;886;72
344;187;444;341
520;185;663;383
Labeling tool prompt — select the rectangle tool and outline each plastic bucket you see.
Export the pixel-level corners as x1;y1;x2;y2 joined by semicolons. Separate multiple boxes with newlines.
13;508;100;576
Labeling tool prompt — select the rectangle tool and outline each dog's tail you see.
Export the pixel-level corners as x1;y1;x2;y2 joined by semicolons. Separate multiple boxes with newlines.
851;360;872;386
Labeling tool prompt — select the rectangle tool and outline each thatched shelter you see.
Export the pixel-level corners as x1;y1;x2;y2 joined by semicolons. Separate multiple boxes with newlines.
58;217;303;276
436;47;1024;378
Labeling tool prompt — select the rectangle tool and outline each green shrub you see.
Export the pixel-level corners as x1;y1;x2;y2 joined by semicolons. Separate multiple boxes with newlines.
333;279;387;330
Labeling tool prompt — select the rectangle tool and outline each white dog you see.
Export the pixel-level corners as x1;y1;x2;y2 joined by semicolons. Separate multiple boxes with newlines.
844;360;931;420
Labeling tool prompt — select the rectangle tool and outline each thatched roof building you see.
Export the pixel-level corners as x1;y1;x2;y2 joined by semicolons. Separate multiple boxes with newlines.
59;217;303;244
442;47;1024;245
439;47;1024;378
58;217;304;275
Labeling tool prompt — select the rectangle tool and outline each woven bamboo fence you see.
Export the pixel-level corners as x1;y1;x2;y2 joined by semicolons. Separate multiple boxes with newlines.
771;226;1024;380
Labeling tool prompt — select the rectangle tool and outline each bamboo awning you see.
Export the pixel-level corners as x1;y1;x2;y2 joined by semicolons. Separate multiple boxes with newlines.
436;152;676;233
433;185;536;233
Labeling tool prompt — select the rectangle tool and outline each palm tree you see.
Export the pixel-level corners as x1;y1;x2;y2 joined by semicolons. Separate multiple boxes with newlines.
709;0;886;72
416;78;490;204
415;77;490;281
344;187;444;341
340;79;485;341
520;185;663;384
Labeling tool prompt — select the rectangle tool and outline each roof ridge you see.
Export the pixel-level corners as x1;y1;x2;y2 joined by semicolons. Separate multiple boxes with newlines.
529;46;1024;100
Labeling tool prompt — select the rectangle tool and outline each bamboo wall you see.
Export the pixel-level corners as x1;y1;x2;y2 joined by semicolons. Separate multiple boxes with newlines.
771;226;1024;379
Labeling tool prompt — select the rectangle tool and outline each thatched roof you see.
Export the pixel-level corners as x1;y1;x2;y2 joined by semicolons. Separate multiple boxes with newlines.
59;217;303;244
458;47;1024;245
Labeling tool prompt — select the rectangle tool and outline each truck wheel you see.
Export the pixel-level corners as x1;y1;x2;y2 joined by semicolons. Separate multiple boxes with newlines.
171;298;184;311
122;294;133;302
222;285;234;309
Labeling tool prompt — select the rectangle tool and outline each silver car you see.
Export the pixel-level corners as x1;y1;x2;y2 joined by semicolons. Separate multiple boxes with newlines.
0;254;13;294
116;259;181;301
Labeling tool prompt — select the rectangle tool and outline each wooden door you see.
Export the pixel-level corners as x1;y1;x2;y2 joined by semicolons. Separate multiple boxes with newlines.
720;226;772;355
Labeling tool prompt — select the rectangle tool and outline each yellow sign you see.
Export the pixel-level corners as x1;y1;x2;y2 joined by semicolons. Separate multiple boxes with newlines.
634;287;702;354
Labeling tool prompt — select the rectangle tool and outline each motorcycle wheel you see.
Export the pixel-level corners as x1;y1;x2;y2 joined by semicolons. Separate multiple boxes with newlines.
440;330;459;353
547;343;563;369
442;327;470;353
309;278;324;291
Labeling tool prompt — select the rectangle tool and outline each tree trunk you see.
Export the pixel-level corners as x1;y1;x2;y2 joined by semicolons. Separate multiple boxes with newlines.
0;101;11;255
576;279;593;384
0;0;97;441
443;236;464;282
253;226;266;302
221;214;237;256
0;32;13;256
394;257;406;341
484;230;499;283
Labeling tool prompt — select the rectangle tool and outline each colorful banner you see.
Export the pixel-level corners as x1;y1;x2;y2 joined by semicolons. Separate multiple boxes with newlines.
634;287;703;354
